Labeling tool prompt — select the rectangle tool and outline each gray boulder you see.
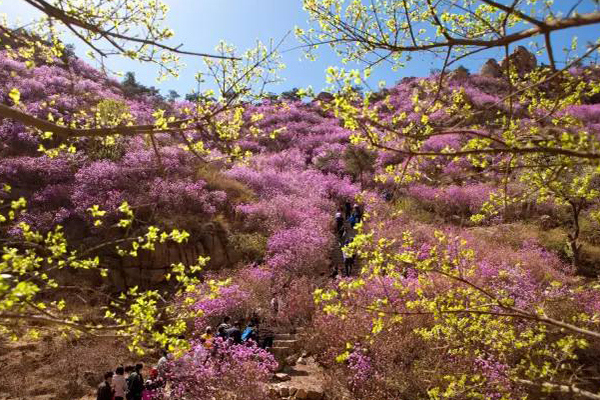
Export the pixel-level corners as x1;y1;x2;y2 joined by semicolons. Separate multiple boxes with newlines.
501;46;537;76
480;58;503;78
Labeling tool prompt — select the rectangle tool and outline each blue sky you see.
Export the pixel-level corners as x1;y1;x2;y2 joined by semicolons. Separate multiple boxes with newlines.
1;1;599;96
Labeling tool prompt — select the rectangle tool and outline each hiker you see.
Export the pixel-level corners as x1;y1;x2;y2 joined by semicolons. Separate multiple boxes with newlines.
335;211;344;239
270;295;280;317
259;324;275;349
344;201;352;219
354;204;363;219
200;326;214;349
349;204;362;228
340;220;357;244
330;252;340;278
113;366;127;400
124;365;135;377
126;363;144;400
226;320;243;344
249;311;261;330
156;350;172;377
241;321;258;343
217;325;228;341
342;245;355;277
96;371;114;400
217;316;232;332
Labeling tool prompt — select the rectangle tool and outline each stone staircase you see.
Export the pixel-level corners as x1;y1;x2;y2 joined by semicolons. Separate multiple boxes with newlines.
268;327;325;400
270;329;302;368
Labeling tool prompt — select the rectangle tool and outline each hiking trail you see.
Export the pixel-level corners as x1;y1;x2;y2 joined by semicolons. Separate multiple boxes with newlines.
268;327;326;400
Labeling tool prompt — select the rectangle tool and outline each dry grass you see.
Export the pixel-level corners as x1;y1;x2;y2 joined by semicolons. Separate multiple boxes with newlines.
470;221;600;275
0;332;143;400
392;196;441;225
0;290;153;400
197;165;255;204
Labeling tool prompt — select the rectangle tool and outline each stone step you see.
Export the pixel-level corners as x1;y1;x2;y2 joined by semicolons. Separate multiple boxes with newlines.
273;339;298;348
294;387;324;400
270;346;295;354
271;384;324;400
269;346;295;361
274;333;295;340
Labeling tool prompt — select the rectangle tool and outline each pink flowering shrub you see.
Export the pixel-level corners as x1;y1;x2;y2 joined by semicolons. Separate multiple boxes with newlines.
228;151;358;275
347;349;373;388
308;192;600;399
266;225;330;274
191;282;251;331
276;276;316;327
406;183;494;217
0;54;233;237
246;102;351;154
167;339;277;400
313;142;347;175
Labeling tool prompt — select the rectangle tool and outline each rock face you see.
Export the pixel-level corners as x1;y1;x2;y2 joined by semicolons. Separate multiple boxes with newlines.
295;388;309;399
82;371;99;388
480;58;503;78
501;46;537;76
109;222;238;290
449;66;470;80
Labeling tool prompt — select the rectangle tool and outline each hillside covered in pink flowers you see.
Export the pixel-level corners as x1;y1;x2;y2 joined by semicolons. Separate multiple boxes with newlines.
3;46;600;400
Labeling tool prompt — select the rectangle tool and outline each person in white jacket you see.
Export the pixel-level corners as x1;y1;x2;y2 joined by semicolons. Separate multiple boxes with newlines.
112;366;127;400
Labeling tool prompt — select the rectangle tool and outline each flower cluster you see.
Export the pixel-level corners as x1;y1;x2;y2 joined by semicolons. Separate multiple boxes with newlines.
167;339;277;400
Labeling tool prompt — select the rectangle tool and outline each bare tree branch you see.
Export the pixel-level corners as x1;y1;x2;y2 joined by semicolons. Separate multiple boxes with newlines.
21;0;238;60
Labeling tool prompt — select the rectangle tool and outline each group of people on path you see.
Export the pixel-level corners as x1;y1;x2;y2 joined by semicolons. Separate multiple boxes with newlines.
200;313;275;351
96;358;169;400
96;313;276;400
333;201;363;277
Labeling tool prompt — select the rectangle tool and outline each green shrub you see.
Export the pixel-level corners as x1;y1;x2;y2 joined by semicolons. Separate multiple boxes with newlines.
394;196;440;225
228;232;267;262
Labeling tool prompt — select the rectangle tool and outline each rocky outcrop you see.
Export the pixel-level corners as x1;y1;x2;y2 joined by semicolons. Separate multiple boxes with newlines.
315;91;334;102
448;66;470;80
501;46;537;76
110;222;239;290
480;58;503;78
539;214;560;230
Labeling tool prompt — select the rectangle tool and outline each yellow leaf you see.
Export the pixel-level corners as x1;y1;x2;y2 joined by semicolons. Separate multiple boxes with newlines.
9;88;20;105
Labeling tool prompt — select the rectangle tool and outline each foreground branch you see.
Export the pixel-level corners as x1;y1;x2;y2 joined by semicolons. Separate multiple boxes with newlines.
0;312;129;335
22;0;238;60
515;378;600;400
0;103;205;139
